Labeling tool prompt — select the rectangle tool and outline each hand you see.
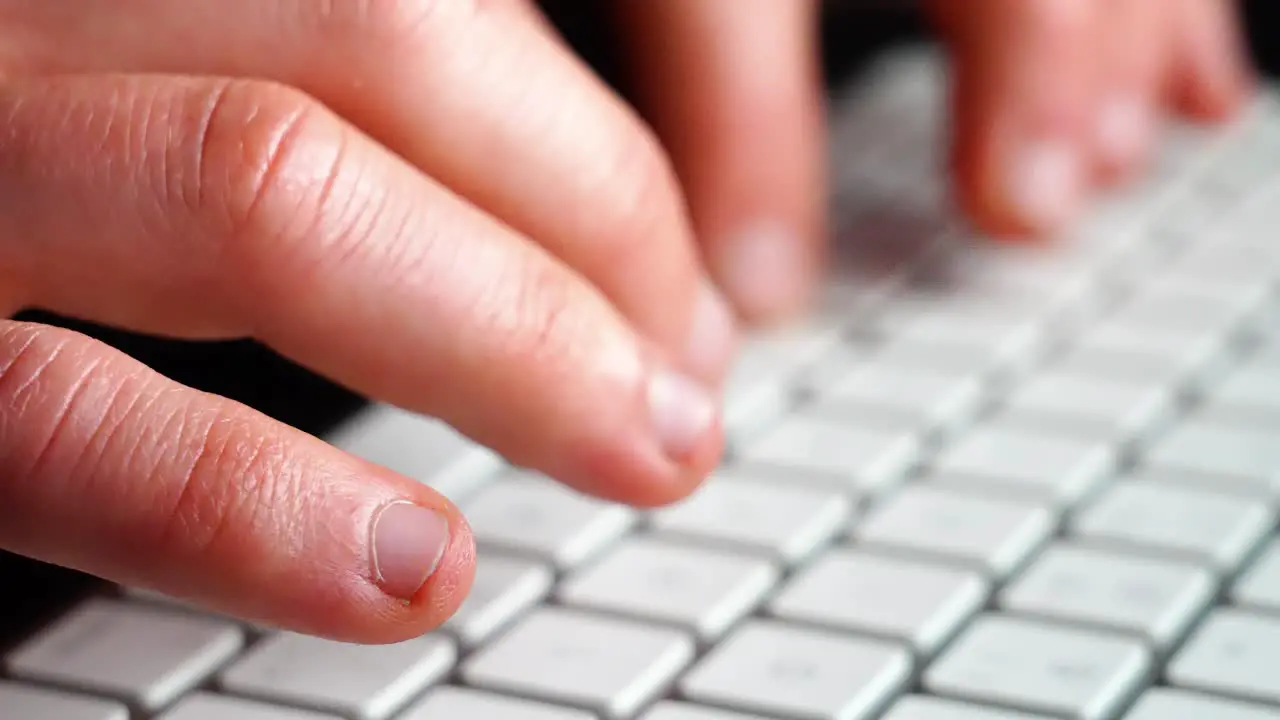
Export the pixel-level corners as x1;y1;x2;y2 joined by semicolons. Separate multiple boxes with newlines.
618;0;1255;323
0;1;736;644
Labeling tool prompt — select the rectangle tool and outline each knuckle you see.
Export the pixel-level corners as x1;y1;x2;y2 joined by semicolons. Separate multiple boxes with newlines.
592;123;685;269
0;323;132;482
190;79;354;299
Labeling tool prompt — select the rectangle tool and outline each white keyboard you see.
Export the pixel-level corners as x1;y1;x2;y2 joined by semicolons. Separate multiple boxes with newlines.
6;46;1280;720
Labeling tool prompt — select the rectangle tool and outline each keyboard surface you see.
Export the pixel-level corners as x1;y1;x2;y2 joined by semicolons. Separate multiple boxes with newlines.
6;46;1280;720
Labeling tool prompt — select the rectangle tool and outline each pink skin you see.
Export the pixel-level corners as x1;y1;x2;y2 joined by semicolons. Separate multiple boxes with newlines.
0;0;1252;643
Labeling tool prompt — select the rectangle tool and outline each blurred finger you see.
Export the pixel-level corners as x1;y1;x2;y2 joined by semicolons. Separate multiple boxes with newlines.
617;0;826;324
0;75;724;508
930;0;1101;238
1168;0;1254;120
1092;0;1167;181
0;321;472;643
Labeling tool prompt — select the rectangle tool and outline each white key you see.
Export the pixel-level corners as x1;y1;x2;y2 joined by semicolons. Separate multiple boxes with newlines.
814;363;987;435
924;615;1151;720
883;695;1052;720
1234;539;1280;613
0;680;128;720
770;550;987;657
649;476;851;564
1071;479;1274;571
680;619;911;720
931;425;1117;505
159;694;342;720
1107;281;1263;339
558;537;778;641
725;323;846;439
461;607;694;719
739;414;921;494
1167;609;1280;706
1203;364;1280;424
1143;419;1280;498
1125;688;1280;720
997;371;1174;443
999;544;1216;651
445;555;553;648
5;599;243;712
327;405;503;500
857;485;1055;579
219;633;455;720
640;701;773;720
875;311;1046;375
401;687;594;720
463;474;636;569
1056;321;1229;390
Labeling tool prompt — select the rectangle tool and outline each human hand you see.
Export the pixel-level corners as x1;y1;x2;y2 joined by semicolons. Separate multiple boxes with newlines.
618;0;1255;323
0;0;737;644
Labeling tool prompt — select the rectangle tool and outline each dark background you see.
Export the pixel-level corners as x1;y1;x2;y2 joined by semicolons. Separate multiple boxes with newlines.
2;2;1277;645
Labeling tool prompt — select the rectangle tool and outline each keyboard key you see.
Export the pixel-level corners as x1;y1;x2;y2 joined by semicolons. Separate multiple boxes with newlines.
5;599;243;712
1107;281;1264;339
997;371;1174;443
680;619;911;720
999;544;1215;651
0;680;128;720
1203;363;1280;424
463;474;636;569
1056;321;1229;390
883;695;1053;720
640;701;773;720
1124;688;1280;720
857;485;1054;579
1167;609;1280;706
724;323;846;438
739;413;921;494
649;477;852;564
1143;419;1280;498
1071;480;1273;572
1234;539;1280;613
220;633;455;720
874;312;1046;376
401;687;594;720
924;615;1151;720
327;405;503;500
557;537;778;641
444;555;553;648
770;550;987;657
930;425;1117;505
814;362;987;435
159;694;342;720
462;607;694;719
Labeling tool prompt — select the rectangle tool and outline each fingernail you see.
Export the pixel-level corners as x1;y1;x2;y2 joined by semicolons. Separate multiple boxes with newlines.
1096;94;1151;166
718;222;809;320
370;502;450;601
686;282;738;382
648;368;717;462
1005;139;1084;231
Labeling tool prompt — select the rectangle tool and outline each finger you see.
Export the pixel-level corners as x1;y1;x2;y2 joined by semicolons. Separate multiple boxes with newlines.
616;0;826;324
0;75;724;507
1168;0;1255;121
1091;0;1167;181
930;0;1101;238
0;320;473;643
7;0;735;382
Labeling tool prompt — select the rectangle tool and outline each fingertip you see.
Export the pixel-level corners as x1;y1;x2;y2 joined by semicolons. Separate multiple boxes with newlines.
713;221;818;325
